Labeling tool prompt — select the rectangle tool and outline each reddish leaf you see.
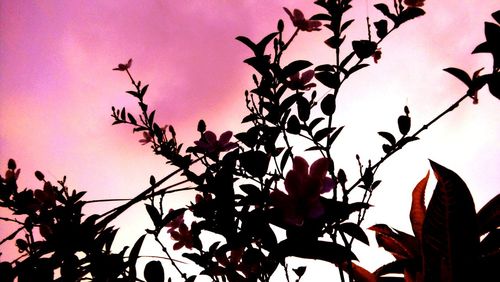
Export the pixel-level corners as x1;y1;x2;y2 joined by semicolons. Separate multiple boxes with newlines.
476;194;500;236
422;161;480;281
410;171;429;244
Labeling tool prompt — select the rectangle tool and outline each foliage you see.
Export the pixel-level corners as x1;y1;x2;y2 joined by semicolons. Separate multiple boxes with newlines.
1;1;499;282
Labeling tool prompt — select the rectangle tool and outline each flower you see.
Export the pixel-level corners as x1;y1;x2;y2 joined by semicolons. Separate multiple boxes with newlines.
286;70;316;90
166;209;185;233
139;131;153;145
194;131;237;154
271;156;335;226
113;58;132;71
373;48;382;64
170;222;194;250
283;8;321;32
34;182;57;209
404;0;425;7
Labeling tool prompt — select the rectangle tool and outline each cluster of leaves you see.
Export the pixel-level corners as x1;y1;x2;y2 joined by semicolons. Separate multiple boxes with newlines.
0;160;132;281
1;1;498;282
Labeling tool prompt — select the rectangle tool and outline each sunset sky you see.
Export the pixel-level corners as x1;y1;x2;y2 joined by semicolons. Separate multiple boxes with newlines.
1;1;499;281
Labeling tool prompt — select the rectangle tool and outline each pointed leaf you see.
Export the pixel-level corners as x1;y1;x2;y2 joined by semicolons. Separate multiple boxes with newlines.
410;171;429;243
281;60;313;79
422;161;480;281
477;194;500;236
340;222;369;245
128;234;146;281
145;204;162;229
378;131;396;145
443;67;471;86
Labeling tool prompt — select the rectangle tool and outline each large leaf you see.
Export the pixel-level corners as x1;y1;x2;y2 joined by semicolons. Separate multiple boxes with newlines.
369;224;417;260
338;262;376;282
422;161;480;281
410;171;429;243
476;194;500;236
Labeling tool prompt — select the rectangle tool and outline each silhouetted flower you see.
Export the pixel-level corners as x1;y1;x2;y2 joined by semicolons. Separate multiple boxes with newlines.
194;131;237;154
170;223;194;250
271;156;334;226
404;0;425;7
34;182;56;209
286;70;316;91
373;48;382;64
166;209;185;233
5;168;20;181
283;8;321;32
113;58;132;71
139;131;153;145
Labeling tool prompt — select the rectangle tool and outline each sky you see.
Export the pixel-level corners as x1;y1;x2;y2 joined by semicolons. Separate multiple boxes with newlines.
1;0;499;281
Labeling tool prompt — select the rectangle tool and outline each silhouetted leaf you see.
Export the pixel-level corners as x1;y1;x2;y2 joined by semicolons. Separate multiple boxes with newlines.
280;147;292;171
315;71;340;89
321;93;337;116
256;32;279;56
340;52;355;68
297;96;310;121
293;266;307;278
240;151;270;178
281;60;313;79
144;260;164;282
236;36;257;54
287;115;301;134
341;19;355;32
374;4;397;23
487;72;500;100
127;113;137;125
352;40;377;59
308;117;324;131
369;224;417;260
140;84;149;99
397;115;411;135
348;64;369;75
128;234;146;281
340;222;369;245
145;204;162;229
378;131;396;145
374;20;388;38
160;208;187;228
443;67;471;86
314;127;335;142
310;13;331;21
324;36;346;49
410;171;429;243
339;262;376;282
477;194;500;236
327;126;344;147
422;161;480;282
398;7;425;25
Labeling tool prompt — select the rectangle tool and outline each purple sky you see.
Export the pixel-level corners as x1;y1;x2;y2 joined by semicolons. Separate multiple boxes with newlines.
1;1;499;280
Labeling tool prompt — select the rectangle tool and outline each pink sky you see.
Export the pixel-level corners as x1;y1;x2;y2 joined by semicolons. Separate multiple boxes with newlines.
1;1;499;281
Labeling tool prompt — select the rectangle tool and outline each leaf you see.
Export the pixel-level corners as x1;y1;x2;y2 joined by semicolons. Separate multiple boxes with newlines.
398;7;425;25
140;84;149;98
280;147;292;172
397;115;411;135
341;19;355;32
374;20;388;38
369;224;417;260
348;64;369;75
239;150;270;178
310;13;331;21
327;126;344;147
145;204;162;229
128;234;146;281
443;67;471;86
315;71;340;89
314;127;335;142
286;115;301;134
281;60;313;79
340;52;355;68
340;222;369;245
410;171;429;243
256;32;279;56
296;96;310;122
127;113;137;125
422;161;480;281
477;194;500;236
160;208;187;227
352;40;377;59
144;260;164;282
338;262;376;282
308;117;324;131
374;4;398;23
321;93;337;116
378;131;396;145
236;36;257;54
